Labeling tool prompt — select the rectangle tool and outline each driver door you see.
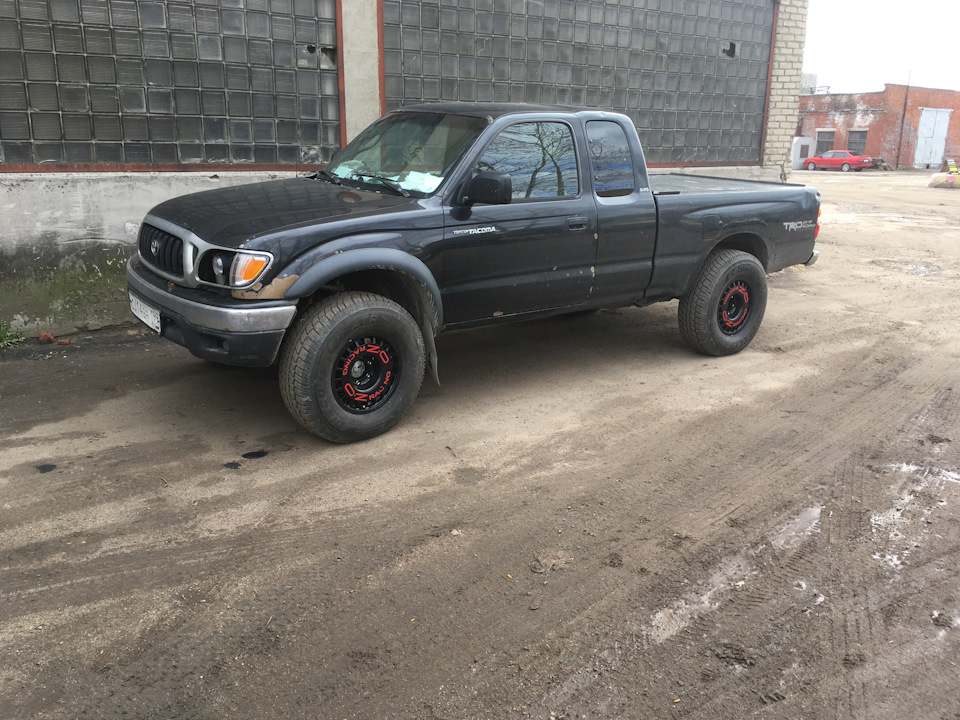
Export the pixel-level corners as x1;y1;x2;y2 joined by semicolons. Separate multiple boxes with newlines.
441;120;598;324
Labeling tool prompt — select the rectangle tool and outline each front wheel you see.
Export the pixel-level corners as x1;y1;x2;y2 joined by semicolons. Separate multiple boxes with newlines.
805;162;816;171
841;162;851;172
279;292;426;443
678;249;768;356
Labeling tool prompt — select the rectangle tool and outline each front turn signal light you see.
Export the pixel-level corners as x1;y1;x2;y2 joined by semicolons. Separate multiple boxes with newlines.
230;252;272;287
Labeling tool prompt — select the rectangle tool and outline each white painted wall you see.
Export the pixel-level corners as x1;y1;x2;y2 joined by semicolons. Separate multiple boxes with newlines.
0;172;296;256
792;137;815;169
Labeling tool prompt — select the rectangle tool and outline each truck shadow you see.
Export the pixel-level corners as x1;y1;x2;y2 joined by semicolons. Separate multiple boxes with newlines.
144;303;687;443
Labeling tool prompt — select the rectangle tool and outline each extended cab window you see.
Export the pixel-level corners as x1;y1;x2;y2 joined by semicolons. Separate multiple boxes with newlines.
586;120;635;197
476;121;579;200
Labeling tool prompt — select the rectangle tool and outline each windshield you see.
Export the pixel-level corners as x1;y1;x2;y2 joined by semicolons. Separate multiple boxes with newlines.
324;112;488;197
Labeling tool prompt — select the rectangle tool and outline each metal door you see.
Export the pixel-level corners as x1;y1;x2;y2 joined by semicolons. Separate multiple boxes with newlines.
914;108;953;168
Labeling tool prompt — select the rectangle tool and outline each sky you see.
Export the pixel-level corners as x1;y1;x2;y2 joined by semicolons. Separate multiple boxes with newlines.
802;0;960;93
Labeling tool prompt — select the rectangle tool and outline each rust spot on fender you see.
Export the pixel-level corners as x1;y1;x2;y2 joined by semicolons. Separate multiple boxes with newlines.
232;273;299;300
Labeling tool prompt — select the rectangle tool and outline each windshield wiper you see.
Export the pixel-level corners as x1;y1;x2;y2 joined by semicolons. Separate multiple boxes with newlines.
315;167;342;185
350;172;410;197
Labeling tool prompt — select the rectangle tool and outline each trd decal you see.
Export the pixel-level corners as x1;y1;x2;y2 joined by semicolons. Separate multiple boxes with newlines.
783;220;816;231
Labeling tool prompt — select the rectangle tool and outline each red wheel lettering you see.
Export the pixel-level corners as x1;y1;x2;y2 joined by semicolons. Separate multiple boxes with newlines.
344;384;356;397
379;350;390;364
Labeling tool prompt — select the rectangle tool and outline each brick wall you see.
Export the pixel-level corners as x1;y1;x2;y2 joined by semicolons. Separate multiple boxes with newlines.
799;85;960;168
762;0;807;171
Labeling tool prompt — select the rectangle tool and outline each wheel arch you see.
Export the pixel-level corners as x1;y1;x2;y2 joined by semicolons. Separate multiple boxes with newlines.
677;234;768;300
285;248;443;334
712;232;769;271
284;248;442;382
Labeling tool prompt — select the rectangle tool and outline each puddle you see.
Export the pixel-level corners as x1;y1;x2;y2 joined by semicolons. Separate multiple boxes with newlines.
771;506;822;550
910;264;944;277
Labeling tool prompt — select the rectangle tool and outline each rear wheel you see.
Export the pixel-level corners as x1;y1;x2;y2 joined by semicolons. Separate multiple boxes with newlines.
678;249;768;356
279;291;425;443
841;162;851;172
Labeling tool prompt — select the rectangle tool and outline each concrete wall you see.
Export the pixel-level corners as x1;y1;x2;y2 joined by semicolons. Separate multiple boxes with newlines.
0;171;295;336
798;85;960;168
339;0;383;143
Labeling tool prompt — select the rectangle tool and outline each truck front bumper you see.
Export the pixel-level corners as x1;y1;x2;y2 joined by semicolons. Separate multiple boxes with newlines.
126;257;298;366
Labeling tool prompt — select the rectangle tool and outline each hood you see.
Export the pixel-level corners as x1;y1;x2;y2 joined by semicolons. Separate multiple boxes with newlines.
148;177;419;249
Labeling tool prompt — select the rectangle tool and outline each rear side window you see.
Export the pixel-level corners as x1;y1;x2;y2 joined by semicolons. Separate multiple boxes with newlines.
586;120;635;197
476;121;579;200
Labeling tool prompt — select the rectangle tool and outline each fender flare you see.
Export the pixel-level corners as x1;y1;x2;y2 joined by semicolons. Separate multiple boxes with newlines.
284;247;444;332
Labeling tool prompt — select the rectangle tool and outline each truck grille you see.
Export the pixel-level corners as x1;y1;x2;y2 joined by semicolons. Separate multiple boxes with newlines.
139;223;183;278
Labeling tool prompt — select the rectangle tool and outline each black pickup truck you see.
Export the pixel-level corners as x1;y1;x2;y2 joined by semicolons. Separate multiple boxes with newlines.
127;103;820;442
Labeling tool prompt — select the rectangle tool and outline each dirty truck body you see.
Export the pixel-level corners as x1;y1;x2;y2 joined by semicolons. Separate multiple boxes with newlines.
127;103;821;442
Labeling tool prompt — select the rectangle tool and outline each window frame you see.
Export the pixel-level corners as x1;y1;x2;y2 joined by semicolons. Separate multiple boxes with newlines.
848;130;868;156
585;119;637;198
471;118;583;203
816;130;836;156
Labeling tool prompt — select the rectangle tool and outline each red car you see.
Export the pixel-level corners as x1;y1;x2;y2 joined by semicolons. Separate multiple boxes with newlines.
805;150;872;172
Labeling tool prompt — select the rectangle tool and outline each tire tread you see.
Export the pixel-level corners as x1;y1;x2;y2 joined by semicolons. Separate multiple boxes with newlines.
278;292;425;442
678;249;766;357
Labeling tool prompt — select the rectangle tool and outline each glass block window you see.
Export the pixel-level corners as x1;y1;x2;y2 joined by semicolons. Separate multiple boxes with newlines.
382;0;775;165
0;0;340;167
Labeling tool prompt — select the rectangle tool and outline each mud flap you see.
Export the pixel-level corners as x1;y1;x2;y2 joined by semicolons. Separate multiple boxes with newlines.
421;318;440;387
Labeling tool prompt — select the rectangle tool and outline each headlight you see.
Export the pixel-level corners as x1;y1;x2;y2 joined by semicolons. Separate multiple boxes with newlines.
230;252;273;287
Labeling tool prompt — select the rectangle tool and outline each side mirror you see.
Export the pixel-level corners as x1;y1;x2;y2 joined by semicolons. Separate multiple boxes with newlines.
464;171;512;205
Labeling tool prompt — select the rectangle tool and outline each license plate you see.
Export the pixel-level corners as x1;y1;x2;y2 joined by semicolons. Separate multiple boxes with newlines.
129;292;161;334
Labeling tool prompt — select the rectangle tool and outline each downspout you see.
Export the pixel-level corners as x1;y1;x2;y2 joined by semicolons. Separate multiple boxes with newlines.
759;0;780;166
895;74;911;169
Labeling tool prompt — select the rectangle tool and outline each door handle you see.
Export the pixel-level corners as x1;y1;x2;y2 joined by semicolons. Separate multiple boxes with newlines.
567;216;588;231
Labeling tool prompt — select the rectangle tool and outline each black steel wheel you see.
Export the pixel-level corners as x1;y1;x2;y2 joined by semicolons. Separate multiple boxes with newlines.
332;335;399;413
279;292;425;443
716;279;753;335
678;249;768;356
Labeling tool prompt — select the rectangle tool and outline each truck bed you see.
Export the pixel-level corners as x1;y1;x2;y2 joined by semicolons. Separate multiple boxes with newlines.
649;173;795;195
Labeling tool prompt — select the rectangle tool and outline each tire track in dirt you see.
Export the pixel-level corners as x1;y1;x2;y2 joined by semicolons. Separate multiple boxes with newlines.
507;345;958;719
5;270;960;719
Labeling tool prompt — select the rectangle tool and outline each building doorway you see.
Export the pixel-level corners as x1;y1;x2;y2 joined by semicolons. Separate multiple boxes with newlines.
914;108;952;168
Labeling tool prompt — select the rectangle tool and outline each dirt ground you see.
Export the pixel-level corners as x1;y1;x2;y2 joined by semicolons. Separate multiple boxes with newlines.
2;169;960;720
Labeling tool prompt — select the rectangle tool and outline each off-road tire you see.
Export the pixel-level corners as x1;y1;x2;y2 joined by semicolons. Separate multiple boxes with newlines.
279;292;425;443
678;249;768;356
